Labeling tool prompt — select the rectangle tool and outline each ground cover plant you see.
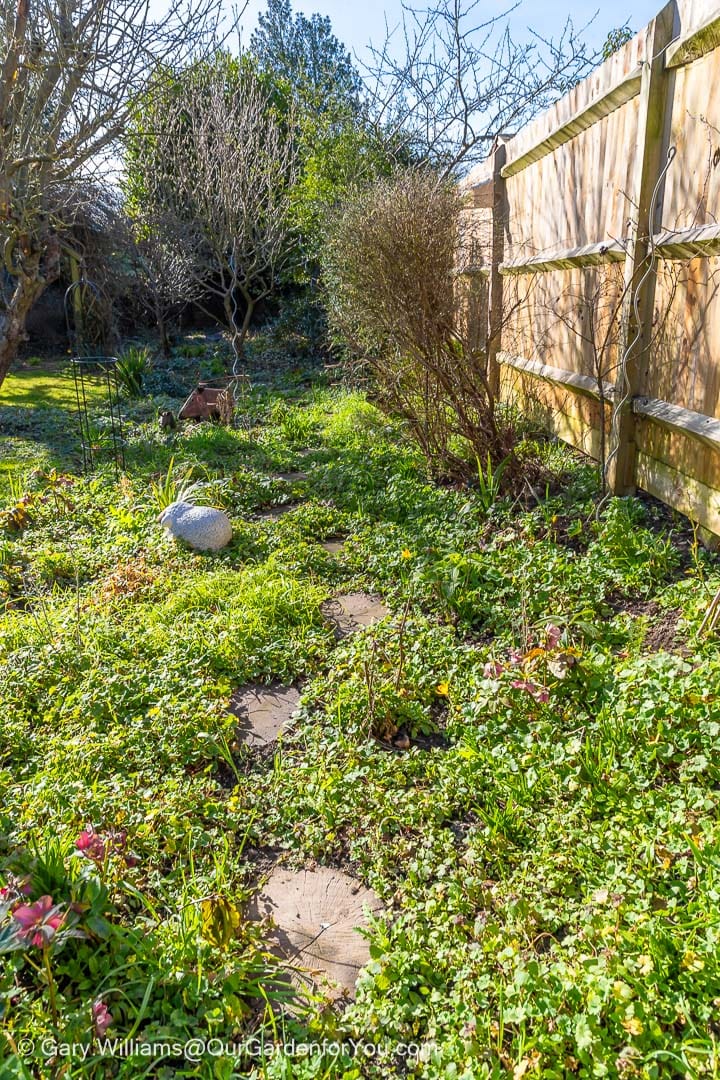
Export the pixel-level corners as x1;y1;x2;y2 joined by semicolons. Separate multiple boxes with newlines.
2;352;720;1078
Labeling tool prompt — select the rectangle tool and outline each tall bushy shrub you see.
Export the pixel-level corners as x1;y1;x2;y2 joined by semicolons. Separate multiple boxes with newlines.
323;170;513;478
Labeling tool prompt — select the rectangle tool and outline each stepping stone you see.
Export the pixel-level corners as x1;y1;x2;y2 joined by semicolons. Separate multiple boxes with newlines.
229;685;301;746
274;471;308;483
257;503;299;521
249;866;383;997
321;538;345;555
322;592;389;637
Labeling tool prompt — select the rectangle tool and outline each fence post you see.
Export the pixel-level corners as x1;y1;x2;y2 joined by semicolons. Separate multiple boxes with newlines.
487;140;508;400
606;2;676;495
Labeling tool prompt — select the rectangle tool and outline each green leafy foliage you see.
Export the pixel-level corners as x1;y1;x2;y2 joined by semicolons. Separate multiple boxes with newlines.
1;364;720;1077
115;346;152;398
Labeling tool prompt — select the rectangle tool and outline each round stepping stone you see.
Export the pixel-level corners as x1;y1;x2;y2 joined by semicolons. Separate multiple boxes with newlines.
321;538;345;555
322;592;389;637
250;866;383;997
274;471;308;483
257;503;299;521
229;685;301;746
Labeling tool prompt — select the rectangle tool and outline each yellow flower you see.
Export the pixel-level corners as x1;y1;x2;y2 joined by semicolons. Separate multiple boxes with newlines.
622;1017;644;1036
612;981;633;1001
401;548;412;560
436;681;450;696
637;954;654;976
681;951;705;972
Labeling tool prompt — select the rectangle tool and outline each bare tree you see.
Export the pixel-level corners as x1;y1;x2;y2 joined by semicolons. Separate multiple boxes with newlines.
128;209;204;356
363;0;595;177
143;61;298;365
0;0;222;388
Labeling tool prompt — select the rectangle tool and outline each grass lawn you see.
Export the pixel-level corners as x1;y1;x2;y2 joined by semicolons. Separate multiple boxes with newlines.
0;367;110;410
2;359;720;1078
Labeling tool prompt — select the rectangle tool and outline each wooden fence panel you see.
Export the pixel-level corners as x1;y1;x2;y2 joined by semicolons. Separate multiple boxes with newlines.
463;0;720;539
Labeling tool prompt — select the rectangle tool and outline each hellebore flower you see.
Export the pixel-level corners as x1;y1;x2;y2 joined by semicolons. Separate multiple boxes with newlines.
511;679;550;704
76;828;106;861
483;660;504;679
92;999;113;1037
545;624;562;650
77;826;139;868
0;875;32;901
12;896;65;948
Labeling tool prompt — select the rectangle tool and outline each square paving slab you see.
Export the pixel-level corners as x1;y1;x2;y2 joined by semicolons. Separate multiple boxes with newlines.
256;503;299;521
320;538;345;555
274;471;308;482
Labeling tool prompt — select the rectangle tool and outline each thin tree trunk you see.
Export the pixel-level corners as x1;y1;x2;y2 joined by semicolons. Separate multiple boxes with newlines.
224;287;255;369
0;272;47;389
155;298;171;358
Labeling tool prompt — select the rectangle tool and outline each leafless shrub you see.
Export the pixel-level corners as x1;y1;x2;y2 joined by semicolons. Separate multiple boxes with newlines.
127;209;205;356
363;0;595;177
323;169;516;477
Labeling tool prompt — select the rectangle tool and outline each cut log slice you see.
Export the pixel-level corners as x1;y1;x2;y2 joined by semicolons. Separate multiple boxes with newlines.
250;866;383;997
229;685;301;746
322;592;389;637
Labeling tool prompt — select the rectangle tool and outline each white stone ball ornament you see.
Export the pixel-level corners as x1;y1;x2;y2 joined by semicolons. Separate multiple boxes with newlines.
158;500;232;552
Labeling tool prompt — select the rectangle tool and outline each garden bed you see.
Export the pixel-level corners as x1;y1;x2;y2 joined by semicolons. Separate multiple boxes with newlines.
1;363;720;1077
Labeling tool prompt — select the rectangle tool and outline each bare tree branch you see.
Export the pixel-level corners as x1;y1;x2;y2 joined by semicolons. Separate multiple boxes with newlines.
361;0;596;177
0;0;226;383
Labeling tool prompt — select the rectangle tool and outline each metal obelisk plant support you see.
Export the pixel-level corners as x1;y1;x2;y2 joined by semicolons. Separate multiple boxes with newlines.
65;279;126;479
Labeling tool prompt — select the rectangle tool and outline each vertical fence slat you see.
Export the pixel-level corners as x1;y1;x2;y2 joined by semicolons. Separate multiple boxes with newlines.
606;1;676;495
487;141;508;400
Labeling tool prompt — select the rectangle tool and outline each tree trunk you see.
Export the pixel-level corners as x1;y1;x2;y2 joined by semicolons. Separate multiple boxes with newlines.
0;272;48;390
224;287;255;371
156;303;171;358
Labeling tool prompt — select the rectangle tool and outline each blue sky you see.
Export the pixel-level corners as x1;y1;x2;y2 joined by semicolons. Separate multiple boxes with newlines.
235;0;662;63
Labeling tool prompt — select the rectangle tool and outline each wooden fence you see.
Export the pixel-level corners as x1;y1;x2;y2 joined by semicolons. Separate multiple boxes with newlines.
461;0;720;539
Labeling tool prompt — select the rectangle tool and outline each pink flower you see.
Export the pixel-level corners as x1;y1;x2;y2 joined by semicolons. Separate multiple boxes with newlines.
76;827;138;867
483;660;504;679
76;828;106;861
92;999;113;1037
0;875;32;901
12;895;65;948
508;649;524;666
511;679;549;703
511;678;533;692
545;624;562;650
